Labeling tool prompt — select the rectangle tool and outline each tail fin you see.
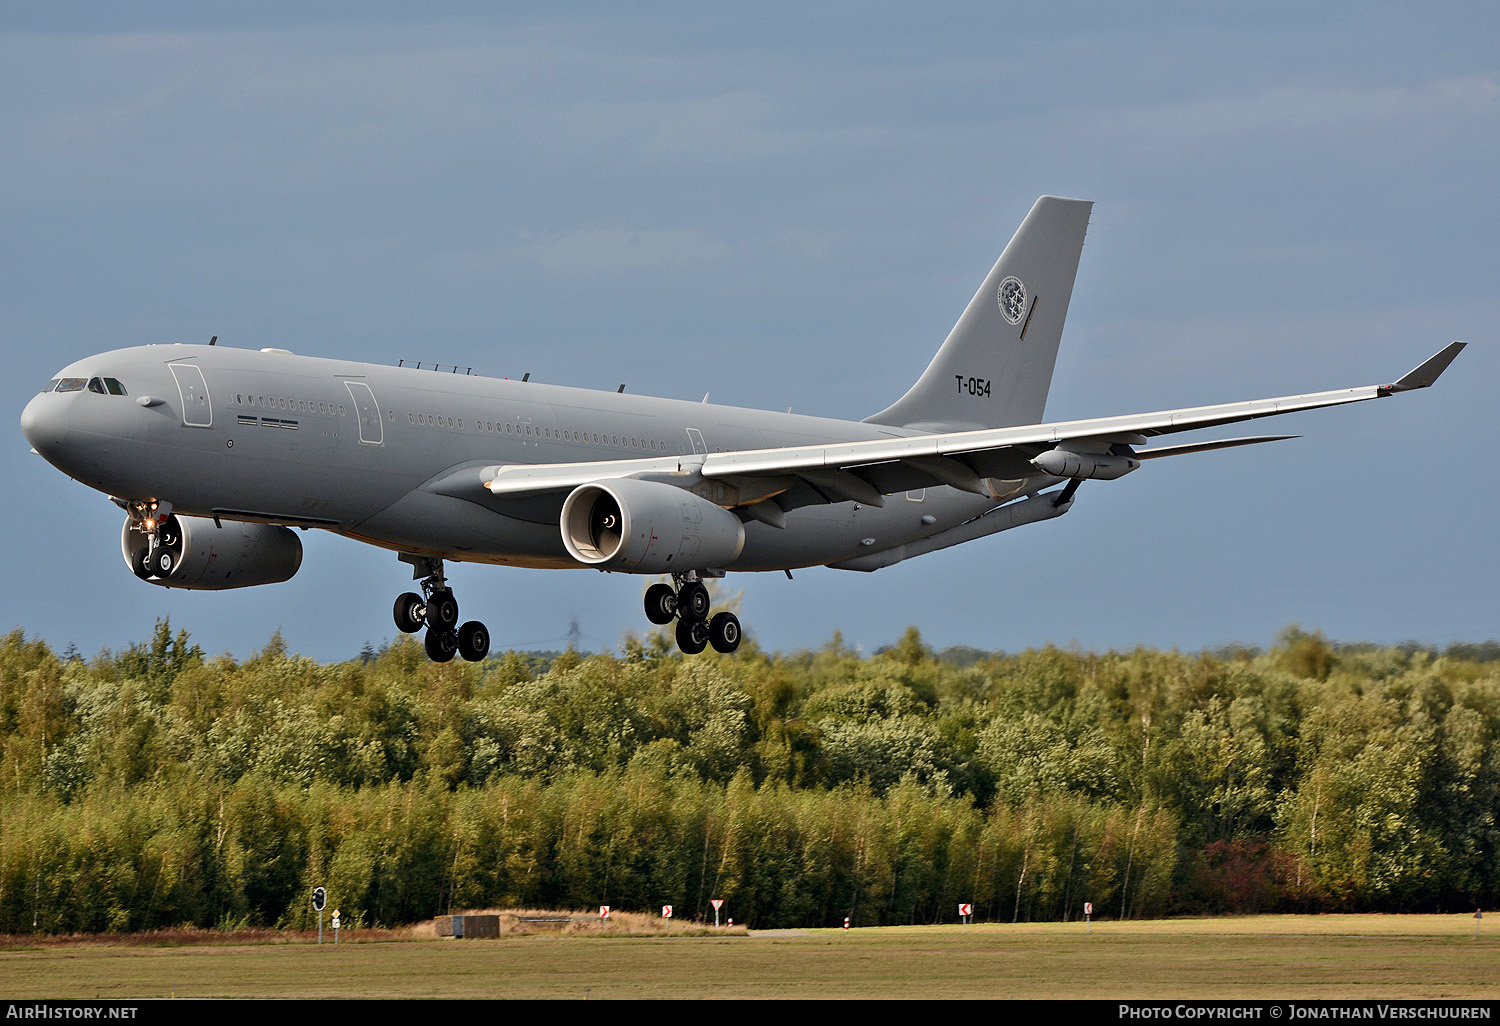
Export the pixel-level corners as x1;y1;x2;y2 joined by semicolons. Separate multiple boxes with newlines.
865;195;1092;431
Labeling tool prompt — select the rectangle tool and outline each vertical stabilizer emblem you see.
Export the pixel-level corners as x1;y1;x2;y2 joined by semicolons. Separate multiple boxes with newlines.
998;276;1027;324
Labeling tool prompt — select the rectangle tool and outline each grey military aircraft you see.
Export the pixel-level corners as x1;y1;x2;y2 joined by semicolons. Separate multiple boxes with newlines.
21;196;1465;661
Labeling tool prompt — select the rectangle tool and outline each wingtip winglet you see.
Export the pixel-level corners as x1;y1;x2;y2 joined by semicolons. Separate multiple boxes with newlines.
1381;341;1467;394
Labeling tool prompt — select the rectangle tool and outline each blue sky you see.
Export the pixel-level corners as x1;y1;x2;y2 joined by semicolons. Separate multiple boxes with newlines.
3;2;1496;661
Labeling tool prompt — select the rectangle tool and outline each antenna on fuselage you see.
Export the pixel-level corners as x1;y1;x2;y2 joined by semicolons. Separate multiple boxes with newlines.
208;336;217;346
522;373;530;382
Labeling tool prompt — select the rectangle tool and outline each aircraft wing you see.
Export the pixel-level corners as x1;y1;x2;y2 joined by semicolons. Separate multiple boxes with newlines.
480;342;1465;511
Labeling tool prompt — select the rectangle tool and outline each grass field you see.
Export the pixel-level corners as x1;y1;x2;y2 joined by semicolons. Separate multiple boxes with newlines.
2;916;1497;1000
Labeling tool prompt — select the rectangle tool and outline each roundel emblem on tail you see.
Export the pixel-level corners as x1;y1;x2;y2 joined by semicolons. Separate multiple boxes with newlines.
997;276;1026;324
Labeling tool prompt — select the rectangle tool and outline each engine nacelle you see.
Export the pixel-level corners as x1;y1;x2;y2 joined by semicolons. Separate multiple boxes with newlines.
1032;448;1140;481
560;478;746;573
122;514;303;590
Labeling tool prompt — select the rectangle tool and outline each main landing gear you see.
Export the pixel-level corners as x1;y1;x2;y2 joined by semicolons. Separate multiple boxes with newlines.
644;573;741;655
393;556;489;664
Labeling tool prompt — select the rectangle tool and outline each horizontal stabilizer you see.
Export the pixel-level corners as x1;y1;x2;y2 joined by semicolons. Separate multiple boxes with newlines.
828;488;1073;572
1135;435;1298;461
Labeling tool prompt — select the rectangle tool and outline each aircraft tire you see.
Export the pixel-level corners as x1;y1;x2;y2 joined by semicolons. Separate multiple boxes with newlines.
393;592;426;634
679;582;711;622
152;549;175;577
427;590;460;631
644;583;677;625
676;616;708;655
708;612;741;654
425;628;458;663
457;621;490;662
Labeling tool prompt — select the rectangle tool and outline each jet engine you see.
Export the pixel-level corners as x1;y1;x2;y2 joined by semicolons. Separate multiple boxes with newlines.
560;478;745;573
122;513;303;590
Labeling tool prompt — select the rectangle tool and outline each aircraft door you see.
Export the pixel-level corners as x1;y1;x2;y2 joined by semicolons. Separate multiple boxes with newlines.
168;363;212;427
686;427;707;455
343;381;384;445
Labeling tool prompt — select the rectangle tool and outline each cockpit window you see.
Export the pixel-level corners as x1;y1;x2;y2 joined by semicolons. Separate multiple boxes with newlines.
53;376;128;396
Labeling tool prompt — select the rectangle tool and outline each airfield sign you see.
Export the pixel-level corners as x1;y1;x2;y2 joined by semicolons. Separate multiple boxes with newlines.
599;906;610;919
662;905;673;919
712;898;724;927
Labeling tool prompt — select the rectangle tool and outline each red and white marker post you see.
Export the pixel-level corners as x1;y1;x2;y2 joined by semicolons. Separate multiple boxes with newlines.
959;902;972;929
711;898;724;928
599;905;610;920
1084;901;1093;933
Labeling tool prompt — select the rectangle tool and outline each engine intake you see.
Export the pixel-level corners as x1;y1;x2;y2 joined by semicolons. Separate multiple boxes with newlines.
561;478;745;573
122;514;303;590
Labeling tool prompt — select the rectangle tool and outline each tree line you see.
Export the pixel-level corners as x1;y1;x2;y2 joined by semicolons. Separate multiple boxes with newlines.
0;619;1496;932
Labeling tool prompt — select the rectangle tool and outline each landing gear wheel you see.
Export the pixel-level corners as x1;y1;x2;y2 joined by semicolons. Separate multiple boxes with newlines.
152;548;175;577
426;590;459;632
131;548;152;580
644;583;678;625
678;582;711;622
425;628;458;663
457;621;490;662
393;593;426;634
708;612;742;654
676;616;709;655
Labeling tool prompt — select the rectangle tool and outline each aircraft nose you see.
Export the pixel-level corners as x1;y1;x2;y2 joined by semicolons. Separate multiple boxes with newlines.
20;393;68;461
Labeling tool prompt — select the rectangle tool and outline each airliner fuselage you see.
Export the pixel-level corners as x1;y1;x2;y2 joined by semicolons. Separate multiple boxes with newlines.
22;344;1000;573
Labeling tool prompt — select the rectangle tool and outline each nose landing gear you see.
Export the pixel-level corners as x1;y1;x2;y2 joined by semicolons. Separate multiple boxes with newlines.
126;500;176;580
647;573;741;655
393;555;490;663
